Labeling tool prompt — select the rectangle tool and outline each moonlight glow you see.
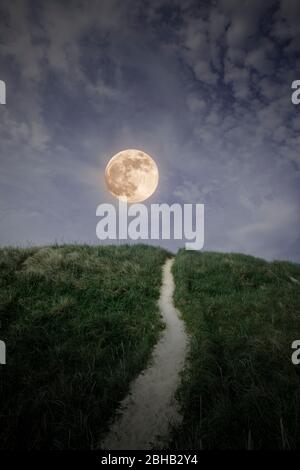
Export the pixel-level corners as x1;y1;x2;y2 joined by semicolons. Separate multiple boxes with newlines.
105;149;159;203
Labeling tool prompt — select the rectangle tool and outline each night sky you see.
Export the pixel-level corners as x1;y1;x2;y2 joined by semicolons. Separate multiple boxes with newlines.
0;0;300;261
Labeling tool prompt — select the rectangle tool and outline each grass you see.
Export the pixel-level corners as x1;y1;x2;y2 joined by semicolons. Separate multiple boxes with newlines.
0;244;169;449
2;244;300;450
171;249;300;450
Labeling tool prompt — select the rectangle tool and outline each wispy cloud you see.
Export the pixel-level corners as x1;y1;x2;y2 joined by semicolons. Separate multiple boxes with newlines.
0;0;299;260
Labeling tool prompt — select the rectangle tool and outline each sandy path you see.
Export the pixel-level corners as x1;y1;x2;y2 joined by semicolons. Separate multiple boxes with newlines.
101;258;188;450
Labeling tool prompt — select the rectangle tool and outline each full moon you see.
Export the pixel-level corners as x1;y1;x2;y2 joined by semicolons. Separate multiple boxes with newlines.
105;149;159;203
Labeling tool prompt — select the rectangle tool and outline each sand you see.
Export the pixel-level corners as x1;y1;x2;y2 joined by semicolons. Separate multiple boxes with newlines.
101;258;188;450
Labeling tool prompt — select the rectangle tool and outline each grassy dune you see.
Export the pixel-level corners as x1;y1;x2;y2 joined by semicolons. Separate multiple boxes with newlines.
0;244;169;449
171;250;300;449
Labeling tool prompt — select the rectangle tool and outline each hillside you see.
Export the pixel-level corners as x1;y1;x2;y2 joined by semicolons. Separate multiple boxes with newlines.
171;250;300;449
0;244;169;449
1;245;300;450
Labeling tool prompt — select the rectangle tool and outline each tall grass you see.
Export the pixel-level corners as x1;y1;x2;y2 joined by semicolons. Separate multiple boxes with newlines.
171;250;300;449
0;244;169;449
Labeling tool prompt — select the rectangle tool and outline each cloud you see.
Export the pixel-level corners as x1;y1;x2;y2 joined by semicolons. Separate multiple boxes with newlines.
230;197;300;259
0;0;299;261
272;0;300;51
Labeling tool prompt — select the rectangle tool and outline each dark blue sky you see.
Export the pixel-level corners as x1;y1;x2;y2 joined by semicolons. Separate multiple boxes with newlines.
0;0;300;260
